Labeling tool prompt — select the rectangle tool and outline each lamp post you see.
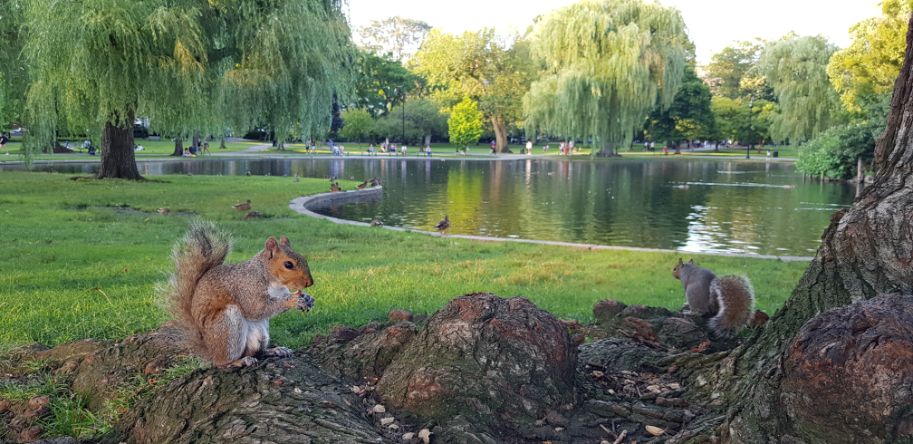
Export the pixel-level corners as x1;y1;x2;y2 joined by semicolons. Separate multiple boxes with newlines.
746;96;754;159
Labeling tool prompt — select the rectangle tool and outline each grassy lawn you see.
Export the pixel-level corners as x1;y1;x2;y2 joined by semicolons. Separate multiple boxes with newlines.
0;172;809;352
0;138;261;162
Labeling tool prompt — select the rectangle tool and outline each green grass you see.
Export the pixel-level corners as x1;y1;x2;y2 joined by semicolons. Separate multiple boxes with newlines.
0;138;261;162
0;172;809;351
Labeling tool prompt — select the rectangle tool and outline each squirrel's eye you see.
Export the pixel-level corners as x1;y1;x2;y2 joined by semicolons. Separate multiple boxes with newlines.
284;261;294;269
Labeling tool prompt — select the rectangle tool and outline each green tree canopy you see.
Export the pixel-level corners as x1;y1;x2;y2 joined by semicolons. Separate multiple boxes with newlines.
351;50;419;118
646;64;716;146
0;0;26;132
22;0;354;178
759;34;843;144
448;97;483;148
711;96;775;146
827;0;912;115
704;39;773;100
358;16;431;62
411;29;534;153
524;0;691;156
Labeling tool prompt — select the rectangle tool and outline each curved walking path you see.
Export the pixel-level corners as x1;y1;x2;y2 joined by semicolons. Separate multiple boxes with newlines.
290;188;815;263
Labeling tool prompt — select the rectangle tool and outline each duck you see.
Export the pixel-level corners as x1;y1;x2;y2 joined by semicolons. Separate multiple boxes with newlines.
370;177;382;187
434;215;450;236
233;200;252;211
157;207;170;215
370;217;384;227
330;181;342;192
244;211;263;220
357;179;369;189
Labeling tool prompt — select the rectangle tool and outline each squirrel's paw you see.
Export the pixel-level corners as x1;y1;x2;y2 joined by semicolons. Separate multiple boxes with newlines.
224;356;258;368
264;346;293;358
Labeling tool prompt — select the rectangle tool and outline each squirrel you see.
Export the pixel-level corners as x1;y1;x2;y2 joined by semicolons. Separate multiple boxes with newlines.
672;258;755;338
163;221;315;367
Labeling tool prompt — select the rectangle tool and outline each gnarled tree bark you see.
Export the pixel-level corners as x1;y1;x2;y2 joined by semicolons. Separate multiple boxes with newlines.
720;11;913;442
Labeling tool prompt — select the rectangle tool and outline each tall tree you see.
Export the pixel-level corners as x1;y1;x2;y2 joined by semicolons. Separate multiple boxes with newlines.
213;0;354;147
351;50;419;118
524;0;690;156
759;34;844;144
827;0;912;115
411;29;534;153
711;96;775;146
720;12;913;440
647;64;716;147
358;16;431;62
22;0;354;177
704;39;773;100
23;0;209;179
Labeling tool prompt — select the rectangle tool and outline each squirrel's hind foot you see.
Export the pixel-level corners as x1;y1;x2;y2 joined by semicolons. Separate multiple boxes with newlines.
223;356;259;368
263;346;293;358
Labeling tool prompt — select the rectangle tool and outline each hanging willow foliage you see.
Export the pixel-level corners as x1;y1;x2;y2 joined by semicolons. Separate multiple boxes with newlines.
214;0;354;143
22;0;354;174
21;0;208;175
759;35;844;144
524;0;690;155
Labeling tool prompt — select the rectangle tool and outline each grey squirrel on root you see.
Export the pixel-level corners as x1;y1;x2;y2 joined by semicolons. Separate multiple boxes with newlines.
163;221;315;368
672;258;754;338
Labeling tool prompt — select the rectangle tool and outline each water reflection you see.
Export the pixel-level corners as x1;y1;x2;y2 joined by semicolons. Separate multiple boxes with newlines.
5;157;855;255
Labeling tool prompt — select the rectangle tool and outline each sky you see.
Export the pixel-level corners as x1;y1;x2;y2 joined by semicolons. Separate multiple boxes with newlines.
346;0;883;64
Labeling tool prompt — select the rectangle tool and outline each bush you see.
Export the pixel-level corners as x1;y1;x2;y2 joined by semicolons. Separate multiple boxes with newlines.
796;120;882;179
448;97;484;148
338;109;375;142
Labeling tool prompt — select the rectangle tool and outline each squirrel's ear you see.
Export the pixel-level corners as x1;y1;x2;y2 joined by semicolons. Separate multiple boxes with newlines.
265;236;278;257
677;258;683;265
279;236;290;246
688;258;695;264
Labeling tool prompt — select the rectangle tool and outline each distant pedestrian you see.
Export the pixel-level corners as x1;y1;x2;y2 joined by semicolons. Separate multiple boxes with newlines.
526;140;533;155
0;133;8;155
401;145;407;156
425;145;432;157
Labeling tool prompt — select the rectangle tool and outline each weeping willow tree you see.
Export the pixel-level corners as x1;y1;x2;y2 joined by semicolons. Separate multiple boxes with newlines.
22;0;354;178
214;0;354;148
759;35;844;144
524;0;690;156
22;0;208;179
145;0;353;155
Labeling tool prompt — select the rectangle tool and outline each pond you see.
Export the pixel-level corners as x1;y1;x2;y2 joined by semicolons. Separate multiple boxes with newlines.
10;156;856;256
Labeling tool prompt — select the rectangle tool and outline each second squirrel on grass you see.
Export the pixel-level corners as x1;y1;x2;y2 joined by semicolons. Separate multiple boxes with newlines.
163;221;315;367
672;258;754;337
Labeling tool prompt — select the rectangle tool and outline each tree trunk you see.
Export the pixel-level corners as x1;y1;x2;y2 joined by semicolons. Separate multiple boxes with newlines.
219;137;226;149
97;112;141;180
171;137;184;157
721;12;913;441
423;134;431;148
192;132;200;153
596;142;617;157
491;115;509;153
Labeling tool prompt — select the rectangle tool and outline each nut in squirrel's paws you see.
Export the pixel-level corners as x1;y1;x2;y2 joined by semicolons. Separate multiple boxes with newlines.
297;291;315;311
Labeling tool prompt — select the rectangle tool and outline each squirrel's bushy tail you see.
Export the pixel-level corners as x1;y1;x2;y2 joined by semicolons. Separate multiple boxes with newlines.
162;220;231;355
708;275;755;338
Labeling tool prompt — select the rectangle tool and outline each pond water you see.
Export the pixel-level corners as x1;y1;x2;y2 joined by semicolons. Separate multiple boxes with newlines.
10;157;856;256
